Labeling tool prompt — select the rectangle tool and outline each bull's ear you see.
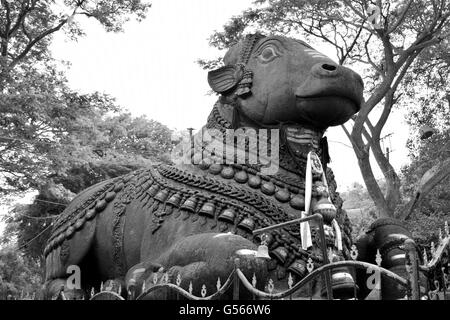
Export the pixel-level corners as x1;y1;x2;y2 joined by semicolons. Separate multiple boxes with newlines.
207;64;244;94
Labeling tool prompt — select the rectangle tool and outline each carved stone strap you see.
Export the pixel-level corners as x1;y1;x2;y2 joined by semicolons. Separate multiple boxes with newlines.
239;33;265;65
111;170;147;276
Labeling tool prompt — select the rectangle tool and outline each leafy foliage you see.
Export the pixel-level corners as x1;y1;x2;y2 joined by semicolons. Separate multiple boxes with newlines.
397;33;450;239
341;182;378;239
0;0;151;75
400;130;450;244
0;63;119;195
0;0;173;295
1;107;174;261
0;0;154;195
0;245;43;300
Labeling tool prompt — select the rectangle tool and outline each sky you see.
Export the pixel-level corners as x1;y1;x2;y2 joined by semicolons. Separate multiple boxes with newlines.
1;0;413;237
49;0;411;190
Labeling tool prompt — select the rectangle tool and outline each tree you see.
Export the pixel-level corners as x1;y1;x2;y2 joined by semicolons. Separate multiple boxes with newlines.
0;0;152;195
341;182;379;239
398;96;450;242
201;0;450;219
0;245;43;299
0;0;175;264
1;109;173;261
0;1;172;298
0;64;122;196
0;0;151;88
401;151;450;246
396;35;450;219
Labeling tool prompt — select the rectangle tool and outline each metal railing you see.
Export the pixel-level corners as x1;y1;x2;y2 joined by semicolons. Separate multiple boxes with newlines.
130;214;427;301
419;221;450;299
131;253;413;301
57;217;450;301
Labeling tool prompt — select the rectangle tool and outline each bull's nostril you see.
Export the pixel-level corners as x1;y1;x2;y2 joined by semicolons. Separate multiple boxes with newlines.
322;64;337;71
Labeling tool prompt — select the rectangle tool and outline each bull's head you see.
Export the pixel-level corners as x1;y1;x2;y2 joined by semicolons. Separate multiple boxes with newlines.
208;34;364;130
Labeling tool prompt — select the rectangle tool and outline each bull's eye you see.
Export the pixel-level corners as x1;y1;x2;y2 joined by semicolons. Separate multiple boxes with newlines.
257;46;279;63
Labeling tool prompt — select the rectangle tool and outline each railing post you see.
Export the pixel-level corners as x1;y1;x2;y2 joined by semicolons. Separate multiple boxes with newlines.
404;239;420;300
233;258;240;300
316;214;333;300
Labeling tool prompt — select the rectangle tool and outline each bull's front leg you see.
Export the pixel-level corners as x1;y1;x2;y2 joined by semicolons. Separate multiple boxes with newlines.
128;233;269;299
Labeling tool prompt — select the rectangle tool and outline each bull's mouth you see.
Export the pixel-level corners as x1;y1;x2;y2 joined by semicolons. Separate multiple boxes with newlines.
295;95;360;129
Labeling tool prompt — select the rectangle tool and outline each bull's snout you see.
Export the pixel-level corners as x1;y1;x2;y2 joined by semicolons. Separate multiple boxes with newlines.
311;62;341;78
294;62;364;128
296;63;363;103
310;62;364;91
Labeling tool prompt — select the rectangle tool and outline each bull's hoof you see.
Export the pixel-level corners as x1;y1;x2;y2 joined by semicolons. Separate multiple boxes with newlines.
44;279;87;300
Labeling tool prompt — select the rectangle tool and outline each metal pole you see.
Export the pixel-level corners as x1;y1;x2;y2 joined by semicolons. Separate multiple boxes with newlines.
253;213;320;235
404;239;420;300
317;215;333;300
187;128;195;164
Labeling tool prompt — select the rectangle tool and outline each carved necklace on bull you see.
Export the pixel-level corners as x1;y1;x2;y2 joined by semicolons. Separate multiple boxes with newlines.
207;33;343;252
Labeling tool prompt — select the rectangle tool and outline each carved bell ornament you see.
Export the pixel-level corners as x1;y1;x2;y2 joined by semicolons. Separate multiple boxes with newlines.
199;202;216;218
166;193;182;207
419;125;435;140
256;233;271;259
237;217;255;232
287;259;307;278
256;243;271;259
154;189;169;203
180;196;197;212
218;208;236;223
271;246;289;264
147;184;160;197
312;197;337;224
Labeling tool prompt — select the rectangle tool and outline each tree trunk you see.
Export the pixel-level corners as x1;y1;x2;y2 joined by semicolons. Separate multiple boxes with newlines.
357;149;392;218
370;137;402;213
396;158;450;220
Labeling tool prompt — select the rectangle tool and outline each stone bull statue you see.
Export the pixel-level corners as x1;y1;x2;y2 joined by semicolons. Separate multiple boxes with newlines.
43;33;407;300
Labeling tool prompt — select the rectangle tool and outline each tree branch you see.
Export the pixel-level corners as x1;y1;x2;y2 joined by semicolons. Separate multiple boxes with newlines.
342;0;368;22
387;0;413;34
341;123;363;158
0;0;12;38
341;24;363;64
9;19;67;69
363;33;383;75
397;158;450;220
7;0;36;38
